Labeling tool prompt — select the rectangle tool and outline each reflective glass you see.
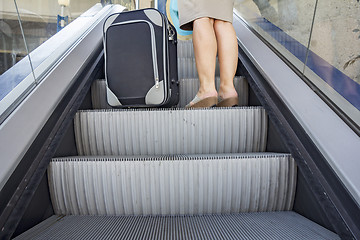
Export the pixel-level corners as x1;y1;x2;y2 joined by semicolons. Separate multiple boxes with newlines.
14;0;102;78
304;0;360;125
0;0;34;103
234;0;317;70
13;0;57;54
234;0;360;128
1;0;104;120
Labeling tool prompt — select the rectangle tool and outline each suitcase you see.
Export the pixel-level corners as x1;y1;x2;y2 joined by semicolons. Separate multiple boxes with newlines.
103;8;179;108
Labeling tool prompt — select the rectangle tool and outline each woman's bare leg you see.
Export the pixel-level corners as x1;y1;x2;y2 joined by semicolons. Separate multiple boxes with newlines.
214;19;238;100
190;17;218;105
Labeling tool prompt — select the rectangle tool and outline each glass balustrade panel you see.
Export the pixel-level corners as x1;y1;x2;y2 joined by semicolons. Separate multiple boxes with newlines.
0;0;35;119
234;0;317;72
304;0;360;127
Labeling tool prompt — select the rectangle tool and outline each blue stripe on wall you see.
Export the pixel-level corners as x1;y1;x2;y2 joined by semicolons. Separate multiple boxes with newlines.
254;18;360;111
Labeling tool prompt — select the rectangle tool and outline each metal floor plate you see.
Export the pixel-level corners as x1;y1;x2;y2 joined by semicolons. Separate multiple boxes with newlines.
15;211;339;240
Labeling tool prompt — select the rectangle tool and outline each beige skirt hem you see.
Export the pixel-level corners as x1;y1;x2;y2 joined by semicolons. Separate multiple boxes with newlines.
178;0;234;31
180;14;233;31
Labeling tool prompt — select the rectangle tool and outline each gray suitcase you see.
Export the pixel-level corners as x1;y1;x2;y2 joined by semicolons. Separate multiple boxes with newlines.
103;8;179;107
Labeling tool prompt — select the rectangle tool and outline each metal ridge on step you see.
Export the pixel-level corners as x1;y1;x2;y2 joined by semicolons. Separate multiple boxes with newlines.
51;153;292;162
79;106;264;112
15;212;339;240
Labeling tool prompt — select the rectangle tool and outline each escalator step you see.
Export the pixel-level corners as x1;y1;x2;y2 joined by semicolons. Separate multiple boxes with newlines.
177;39;194;58
177;57;197;79
48;153;296;216
90;79;112;109
177;57;220;79
176;39;220;78
91;76;247;109
15;212;339;240
74;107;267;156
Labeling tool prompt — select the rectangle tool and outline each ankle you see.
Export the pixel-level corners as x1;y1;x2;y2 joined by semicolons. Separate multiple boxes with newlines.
218;85;237;99
197;88;218;99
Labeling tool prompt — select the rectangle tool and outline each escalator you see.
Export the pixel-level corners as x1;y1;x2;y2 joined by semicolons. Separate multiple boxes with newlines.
12;40;339;240
0;4;359;240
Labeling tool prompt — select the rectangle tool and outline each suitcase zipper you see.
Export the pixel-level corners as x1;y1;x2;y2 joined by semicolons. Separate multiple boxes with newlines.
167;24;175;41
109;20;160;89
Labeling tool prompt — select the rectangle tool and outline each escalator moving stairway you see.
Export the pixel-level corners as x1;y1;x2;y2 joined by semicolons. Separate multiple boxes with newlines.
15;39;340;240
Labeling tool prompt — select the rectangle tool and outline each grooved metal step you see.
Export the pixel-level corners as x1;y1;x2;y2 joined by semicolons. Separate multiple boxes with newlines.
177;57;220;79
177;57;197;79
177;39;194;58
48;153;296;216
177;39;221;78
74;107;267;156
91;79;112;109
15;212;340;240
91;76;247;109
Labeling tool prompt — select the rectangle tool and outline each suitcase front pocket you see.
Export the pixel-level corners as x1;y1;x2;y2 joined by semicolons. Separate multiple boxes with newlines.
105;20;165;106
